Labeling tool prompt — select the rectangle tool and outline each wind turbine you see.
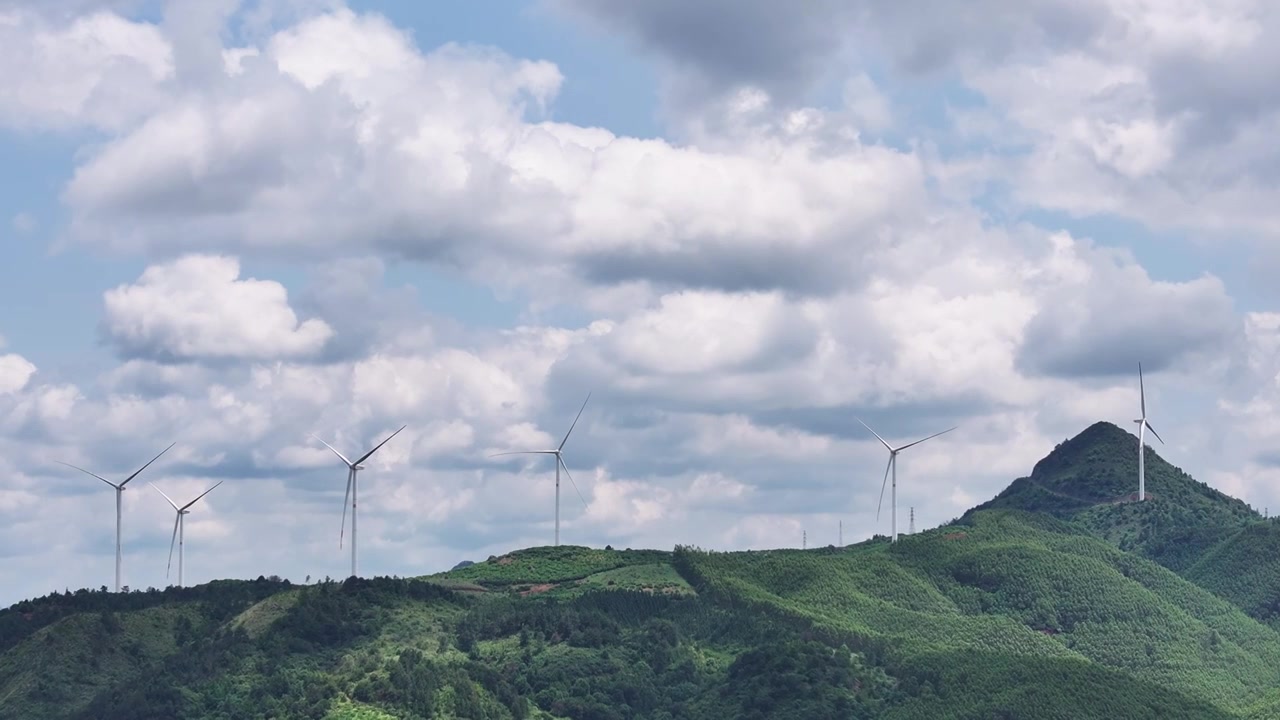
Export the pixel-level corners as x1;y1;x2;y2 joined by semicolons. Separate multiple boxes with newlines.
1134;362;1164;502
310;425;406;579
151;481;223;588
490;393;592;547
57;443;176;592
857;419;956;543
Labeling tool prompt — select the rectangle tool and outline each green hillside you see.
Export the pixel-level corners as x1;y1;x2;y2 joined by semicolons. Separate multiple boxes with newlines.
969;421;1261;571
1184;521;1280;630
677;510;1280;718
4;421;1280;719
967;421;1280;630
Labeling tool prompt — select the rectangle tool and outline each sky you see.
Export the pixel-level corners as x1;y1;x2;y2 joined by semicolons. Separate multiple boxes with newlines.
2;0;1280;605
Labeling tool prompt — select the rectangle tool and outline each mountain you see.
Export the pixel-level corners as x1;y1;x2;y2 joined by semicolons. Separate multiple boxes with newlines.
4;422;1280;719
968;421;1280;631
968;421;1261;571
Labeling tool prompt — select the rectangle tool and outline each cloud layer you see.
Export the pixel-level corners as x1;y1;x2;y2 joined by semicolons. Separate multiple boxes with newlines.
0;0;1274;605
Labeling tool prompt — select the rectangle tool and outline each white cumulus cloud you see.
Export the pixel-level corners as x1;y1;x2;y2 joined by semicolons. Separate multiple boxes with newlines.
102;255;333;362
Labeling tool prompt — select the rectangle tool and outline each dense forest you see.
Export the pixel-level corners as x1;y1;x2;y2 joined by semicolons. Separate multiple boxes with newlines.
3;421;1280;719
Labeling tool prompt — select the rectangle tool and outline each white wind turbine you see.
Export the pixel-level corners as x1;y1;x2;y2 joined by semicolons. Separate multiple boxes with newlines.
57;443;176;592
310;425;406;579
151;481;223;588
857;419;956;543
1134;362;1164;502
490;393;592;547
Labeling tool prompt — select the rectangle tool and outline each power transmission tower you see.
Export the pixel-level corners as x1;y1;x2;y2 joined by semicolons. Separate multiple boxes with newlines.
839;520;843;546
909;507;916;535
802;530;807;550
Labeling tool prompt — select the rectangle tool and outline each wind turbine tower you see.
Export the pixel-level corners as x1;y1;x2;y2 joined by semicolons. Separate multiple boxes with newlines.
839;520;843;547
490;393;592;546
57;443;176;592
311;425;407;578
151;481;223;588
858;419;957;543
1134;363;1164;502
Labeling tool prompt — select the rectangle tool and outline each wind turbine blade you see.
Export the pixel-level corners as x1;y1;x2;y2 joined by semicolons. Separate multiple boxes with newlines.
339;469;352;549
311;434;353;467
353;425;407;467
856;417;894;452
57;461;117;489
488;450;557;458
559;455;589;511
1145;420;1165;445
150;482;180;512
875;455;893;522
558;393;592;451
897;426;959;453
166;514;179;579
1139;362;1146;417
121;442;176;487
181;480;224;511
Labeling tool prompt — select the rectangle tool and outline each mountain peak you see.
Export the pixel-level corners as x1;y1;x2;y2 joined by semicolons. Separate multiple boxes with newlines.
1030;421;1136;481
968;420;1260;571
978;420;1149;512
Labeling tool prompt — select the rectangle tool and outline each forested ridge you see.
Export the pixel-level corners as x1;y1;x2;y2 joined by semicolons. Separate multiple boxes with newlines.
4;421;1280;719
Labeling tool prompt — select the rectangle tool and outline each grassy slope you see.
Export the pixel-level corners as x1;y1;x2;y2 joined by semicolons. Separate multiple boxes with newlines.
423;545;694;603
228;589;301;638
432;546;673;586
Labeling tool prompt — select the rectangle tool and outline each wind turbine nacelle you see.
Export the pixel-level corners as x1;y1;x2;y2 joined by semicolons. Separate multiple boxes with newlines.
354;464;366;471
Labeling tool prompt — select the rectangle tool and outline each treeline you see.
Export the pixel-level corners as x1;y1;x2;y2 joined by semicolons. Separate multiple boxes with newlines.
0;576;293;654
